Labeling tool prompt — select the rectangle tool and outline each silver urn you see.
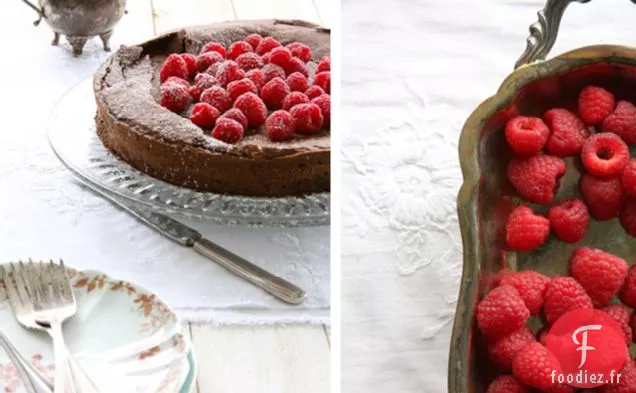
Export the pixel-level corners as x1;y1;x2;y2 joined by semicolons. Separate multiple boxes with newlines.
21;0;127;55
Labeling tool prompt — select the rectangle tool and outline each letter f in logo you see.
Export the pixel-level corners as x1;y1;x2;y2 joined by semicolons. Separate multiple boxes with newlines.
572;325;602;368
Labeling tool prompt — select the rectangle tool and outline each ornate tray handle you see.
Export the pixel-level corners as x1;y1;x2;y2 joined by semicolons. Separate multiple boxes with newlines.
515;0;636;69
21;0;45;26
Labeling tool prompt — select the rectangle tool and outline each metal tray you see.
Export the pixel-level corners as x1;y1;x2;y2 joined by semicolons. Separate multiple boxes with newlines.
450;1;636;392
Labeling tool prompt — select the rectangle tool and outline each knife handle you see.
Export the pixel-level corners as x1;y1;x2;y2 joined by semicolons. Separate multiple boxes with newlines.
193;238;306;304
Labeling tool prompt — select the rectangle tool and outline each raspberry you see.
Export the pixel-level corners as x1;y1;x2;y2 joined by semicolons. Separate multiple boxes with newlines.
547;199;589;243
317;56;330;73
581;133;629;177
196;51;224;73
236;52;264;71
200;42;226;57
200;86;231;113
486;375;528;393
262;52;272;64
221;108;248;130
188;86;202;101
226;41;253;60
216;61;245;87
245;33;263;50
269;47;293;68
189;102;220;129
290;103;324;134
195;73;217;86
180;53;197;77
189;73;217;101
580;174;624;220
620;196;636;237
599;361;636;393
313;71;331;94
243;69;265;91
212;118;244;144
569;247;628;307
233;93;268;127
578;85;615;125
476;285;529;338
500;270;550;315
305;85;325;100
163;76;189;90
205;62;221;77
160;83;191;113
227;78;258;103
623;159;636;196
507;155;566;205
602;304;633;344
488;328;536;371
537;329;548;346
312;94;331;127
505;206;550;252
255;37;281;55
544;108;590;156
160;54;189;83
260;77;290;110
282;92;310;111
266;110;296;141
603;100;636;145
543;277;593;325
621;265;636;307
512;342;558;392
504;116;550;156
286;42;312;63
262;64;286;82
287;72;309;92
284;57;310;78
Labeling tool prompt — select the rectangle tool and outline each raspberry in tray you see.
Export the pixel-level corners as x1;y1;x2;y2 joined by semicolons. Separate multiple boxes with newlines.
507;155;566;205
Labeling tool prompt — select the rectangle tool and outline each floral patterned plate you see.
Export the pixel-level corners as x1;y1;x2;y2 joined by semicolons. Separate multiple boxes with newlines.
0;264;196;393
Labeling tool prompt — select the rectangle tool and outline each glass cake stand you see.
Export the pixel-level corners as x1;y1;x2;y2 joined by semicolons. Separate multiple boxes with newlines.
48;79;330;226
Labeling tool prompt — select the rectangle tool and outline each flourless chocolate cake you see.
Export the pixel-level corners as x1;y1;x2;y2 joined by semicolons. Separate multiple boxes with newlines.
94;20;330;196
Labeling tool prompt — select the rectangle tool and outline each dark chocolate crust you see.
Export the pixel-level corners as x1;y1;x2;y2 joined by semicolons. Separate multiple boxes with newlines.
94;20;330;196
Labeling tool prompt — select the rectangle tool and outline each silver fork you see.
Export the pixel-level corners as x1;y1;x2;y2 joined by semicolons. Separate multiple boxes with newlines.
30;261;77;393
4;261;98;393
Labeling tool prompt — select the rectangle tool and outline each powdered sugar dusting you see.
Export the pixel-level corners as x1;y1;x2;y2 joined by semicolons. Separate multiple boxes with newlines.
95;20;331;159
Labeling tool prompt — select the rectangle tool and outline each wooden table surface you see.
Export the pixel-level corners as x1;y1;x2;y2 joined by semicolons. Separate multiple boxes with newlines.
122;1;332;392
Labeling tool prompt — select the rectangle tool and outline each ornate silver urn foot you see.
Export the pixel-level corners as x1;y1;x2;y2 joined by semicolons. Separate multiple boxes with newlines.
21;0;127;56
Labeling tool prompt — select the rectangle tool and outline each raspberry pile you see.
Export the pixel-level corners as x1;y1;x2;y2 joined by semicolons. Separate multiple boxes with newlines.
158;35;331;144
480;85;636;392
504;85;636;251
478;247;636;393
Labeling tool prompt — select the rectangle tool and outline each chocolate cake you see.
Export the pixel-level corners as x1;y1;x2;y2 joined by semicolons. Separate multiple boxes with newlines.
93;20;330;196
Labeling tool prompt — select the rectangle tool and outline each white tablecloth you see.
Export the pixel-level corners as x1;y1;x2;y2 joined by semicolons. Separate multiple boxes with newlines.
0;4;329;325
341;0;636;391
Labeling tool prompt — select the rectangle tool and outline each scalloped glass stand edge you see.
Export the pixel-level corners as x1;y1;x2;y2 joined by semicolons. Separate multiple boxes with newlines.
47;79;330;227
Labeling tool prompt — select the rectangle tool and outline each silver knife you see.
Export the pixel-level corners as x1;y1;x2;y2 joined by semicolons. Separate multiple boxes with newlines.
80;183;306;304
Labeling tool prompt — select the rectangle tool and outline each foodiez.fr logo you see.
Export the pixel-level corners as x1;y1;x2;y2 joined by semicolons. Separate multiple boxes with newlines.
546;308;626;388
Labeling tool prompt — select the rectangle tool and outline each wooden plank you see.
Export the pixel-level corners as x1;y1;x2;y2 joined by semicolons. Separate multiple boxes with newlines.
191;325;330;393
115;0;155;42
232;0;321;25
152;0;236;35
312;0;331;28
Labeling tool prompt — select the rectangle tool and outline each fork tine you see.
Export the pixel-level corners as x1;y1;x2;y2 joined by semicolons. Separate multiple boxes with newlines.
11;262;33;309
29;261;44;309
23;260;39;304
49;260;66;306
57;259;75;304
2;265;20;308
